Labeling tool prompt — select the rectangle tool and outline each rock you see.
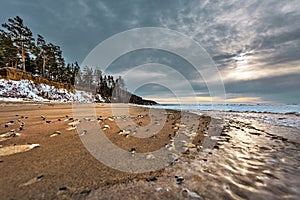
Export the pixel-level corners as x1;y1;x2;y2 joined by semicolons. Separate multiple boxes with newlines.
130;147;136;154
19;175;43;187
118;130;130;135
59;186;68;191
181;189;203;199
50;131;61;137
80;130;87;136
80;189;91;195
175;176;184;185
66;126;76;131
103;124;110;129
249;132;261;136
146;177;158;182
68;121;80;126
165;142;175;151
0;131;19;142
37;174;44;179
107;117;114;121
46;120;51;124
146;153;155;159
83;117;91;121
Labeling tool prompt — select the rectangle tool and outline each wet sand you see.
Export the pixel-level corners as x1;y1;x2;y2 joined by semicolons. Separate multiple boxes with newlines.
88;111;300;200
0;103;209;199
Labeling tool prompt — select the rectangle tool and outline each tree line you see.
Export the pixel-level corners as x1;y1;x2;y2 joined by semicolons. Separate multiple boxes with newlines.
0;16;130;103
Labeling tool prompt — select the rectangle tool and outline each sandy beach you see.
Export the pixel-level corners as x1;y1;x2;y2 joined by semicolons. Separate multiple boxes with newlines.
1;103;300;199
0;103;210;199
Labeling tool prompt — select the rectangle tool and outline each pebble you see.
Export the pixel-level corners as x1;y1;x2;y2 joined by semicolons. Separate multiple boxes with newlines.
146;153;155;159
118;130;130;135
175;176;184;184
165;142;175;151
46;120;51;124
181;188;203;199
68;121;80;126
66;126;76;131
107;117;114;121
80;189;91;195
104;125;110;129
130;147;136;154
59;186;68;191
37;174;44;179
80;130;87;136
146;177;158;182
50;131;61;137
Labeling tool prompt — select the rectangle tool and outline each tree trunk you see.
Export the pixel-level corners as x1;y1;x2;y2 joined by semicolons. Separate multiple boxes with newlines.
21;41;26;71
42;53;46;77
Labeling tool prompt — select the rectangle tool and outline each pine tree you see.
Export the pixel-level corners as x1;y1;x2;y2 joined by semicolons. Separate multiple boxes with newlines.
35;34;48;77
1;16;35;71
83;66;93;89
0;32;18;67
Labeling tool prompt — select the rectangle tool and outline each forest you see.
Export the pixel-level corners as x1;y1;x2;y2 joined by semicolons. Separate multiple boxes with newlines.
0;16;156;104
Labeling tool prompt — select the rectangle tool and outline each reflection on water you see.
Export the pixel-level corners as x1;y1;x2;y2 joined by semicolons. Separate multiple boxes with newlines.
88;113;300;200
178;116;300;199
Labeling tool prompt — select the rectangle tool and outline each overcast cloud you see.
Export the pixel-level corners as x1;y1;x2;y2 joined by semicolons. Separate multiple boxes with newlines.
0;0;299;103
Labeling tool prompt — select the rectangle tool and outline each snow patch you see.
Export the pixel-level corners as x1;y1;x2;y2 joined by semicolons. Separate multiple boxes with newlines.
0;79;102;103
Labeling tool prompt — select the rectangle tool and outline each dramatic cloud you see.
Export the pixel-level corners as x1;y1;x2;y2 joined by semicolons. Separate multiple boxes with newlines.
0;0;299;103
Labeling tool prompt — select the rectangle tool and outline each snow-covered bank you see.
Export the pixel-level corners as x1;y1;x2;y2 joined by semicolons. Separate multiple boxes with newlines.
0;79;103;103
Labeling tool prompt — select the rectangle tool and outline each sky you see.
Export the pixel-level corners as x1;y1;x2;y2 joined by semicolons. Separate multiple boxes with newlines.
0;0;300;104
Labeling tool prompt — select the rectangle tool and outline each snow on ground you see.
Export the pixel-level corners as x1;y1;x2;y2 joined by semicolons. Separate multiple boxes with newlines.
0;79;103;103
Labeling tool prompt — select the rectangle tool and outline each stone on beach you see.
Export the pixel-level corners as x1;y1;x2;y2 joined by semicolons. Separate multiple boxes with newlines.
50;131;62;137
66;126;76;131
0;144;40;156
0;130;20;142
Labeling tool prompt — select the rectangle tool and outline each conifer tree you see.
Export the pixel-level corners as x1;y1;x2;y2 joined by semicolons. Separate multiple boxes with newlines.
1;16;35;71
0;32;18;67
